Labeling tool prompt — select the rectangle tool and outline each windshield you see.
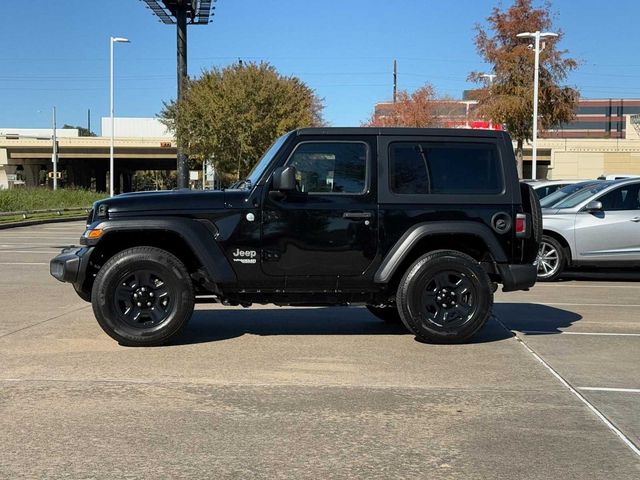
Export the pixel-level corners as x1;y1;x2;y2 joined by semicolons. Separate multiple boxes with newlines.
554;182;613;209
540;181;602;208
235;133;291;189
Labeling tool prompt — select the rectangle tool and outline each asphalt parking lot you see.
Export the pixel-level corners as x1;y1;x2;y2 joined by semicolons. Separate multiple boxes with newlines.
0;221;638;479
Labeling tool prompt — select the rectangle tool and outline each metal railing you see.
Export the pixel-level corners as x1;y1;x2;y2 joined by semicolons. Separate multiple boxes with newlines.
0;207;90;220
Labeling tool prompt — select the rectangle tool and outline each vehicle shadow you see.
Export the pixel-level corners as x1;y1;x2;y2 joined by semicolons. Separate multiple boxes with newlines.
494;303;583;335
172;306;515;346
558;269;640;282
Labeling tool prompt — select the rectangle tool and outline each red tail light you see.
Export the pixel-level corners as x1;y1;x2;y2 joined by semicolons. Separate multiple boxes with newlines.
515;213;527;238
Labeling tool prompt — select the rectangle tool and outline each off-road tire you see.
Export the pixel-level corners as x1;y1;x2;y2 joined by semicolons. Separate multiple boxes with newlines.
91;246;194;346
366;305;402;324
396;250;493;343
536;235;566;282
521;182;543;244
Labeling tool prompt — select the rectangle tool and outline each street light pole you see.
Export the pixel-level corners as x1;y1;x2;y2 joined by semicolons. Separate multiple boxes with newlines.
517;31;558;180
110;36;130;197
52;106;57;190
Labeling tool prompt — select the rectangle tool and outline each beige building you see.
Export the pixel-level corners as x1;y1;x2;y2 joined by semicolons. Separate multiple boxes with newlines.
524;115;640;179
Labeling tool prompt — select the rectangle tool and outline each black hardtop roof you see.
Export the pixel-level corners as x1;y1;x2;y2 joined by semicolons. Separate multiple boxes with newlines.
296;127;510;140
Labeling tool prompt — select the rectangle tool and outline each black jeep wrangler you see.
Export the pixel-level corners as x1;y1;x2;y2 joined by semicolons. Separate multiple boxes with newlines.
51;128;540;346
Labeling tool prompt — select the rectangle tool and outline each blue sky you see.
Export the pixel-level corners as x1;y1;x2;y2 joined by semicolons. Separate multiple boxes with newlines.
1;0;639;131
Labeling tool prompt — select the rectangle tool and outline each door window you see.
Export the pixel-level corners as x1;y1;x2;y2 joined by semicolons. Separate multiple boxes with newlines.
286;142;367;194
597;183;640;211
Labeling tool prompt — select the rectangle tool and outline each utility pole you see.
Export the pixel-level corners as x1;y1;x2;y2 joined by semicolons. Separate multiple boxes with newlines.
176;1;189;189
393;59;397;103
87;109;91;134
52;106;58;190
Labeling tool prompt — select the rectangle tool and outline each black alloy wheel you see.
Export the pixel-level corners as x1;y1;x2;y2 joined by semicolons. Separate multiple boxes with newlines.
397;250;493;343
92;246;194;346
114;269;173;329
420;271;477;330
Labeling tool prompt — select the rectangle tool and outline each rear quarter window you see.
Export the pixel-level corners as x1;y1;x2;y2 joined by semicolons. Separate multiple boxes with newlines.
389;142;503;195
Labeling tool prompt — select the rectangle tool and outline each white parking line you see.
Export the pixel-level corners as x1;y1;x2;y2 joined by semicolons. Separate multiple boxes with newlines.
0;243;74;247
0;236;79;240
0;262;48;265
501;325;640;458
0;251;57;254
578;387;640;393
520;331;640;337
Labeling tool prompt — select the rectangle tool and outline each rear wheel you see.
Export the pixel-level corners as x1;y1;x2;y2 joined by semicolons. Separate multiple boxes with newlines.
536;235;565;282
91;246;194;346
366;305;402;324
396;250;493;343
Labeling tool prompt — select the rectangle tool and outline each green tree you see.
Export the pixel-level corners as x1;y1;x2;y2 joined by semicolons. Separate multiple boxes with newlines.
62;124;96;137
470;0;579;177
161;62;323;182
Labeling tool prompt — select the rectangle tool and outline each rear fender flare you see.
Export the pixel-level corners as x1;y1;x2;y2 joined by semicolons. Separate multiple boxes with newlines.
374;221;508;283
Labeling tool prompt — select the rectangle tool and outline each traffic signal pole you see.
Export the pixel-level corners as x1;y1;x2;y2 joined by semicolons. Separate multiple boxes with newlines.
176;1;189;189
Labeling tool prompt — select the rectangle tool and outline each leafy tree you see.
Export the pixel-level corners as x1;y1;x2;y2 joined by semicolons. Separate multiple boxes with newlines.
62;124;96;137
470;0;579;176
364;84;458;127
161;62;323;182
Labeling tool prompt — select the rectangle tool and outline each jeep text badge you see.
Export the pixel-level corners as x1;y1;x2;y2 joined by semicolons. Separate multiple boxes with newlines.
232;249;257;264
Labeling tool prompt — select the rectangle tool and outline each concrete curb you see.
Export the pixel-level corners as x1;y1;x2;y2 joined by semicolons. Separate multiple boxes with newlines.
0;216;85;230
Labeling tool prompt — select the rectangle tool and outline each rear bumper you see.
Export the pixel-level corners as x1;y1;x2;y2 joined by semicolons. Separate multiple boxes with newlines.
50;247;93;285
497;263;537;292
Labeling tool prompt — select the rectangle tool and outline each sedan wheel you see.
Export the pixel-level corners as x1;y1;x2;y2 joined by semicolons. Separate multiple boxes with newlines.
536;236;565;282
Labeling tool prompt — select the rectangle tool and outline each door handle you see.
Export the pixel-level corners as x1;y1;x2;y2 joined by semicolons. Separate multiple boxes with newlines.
343;211;373;219
631;217;640;223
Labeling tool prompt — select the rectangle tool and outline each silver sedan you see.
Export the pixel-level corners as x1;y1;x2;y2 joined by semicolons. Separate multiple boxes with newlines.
537;178;640;281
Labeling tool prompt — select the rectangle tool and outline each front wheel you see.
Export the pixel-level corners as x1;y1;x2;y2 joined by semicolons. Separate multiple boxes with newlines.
536;235;565;282
396;250;493;344
91;246;194;346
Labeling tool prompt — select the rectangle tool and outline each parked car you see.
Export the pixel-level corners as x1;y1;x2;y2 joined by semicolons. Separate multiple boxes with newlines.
51;127;540;346
597;174;640;180
525;179;584;199
539;180;603;209
537;178;640;281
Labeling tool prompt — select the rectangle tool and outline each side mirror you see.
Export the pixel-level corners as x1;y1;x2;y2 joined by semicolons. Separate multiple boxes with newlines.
584;200;603;212
272;166;297;192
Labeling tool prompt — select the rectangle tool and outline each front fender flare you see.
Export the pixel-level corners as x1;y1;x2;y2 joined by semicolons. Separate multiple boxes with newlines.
85;217;237;285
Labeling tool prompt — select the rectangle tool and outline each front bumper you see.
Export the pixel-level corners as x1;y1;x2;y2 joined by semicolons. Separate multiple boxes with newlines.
50;247;94;284
497;263;537;292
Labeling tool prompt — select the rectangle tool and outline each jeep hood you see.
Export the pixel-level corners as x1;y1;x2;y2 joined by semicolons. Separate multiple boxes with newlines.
95;189;248;217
